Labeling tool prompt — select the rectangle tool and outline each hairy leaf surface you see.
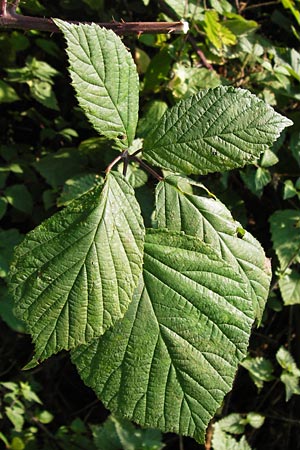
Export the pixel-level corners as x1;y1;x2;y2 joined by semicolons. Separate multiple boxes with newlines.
155;175;271;322
143;86;292;175
72;229;253;443
9;172;144;362
55;20;139;148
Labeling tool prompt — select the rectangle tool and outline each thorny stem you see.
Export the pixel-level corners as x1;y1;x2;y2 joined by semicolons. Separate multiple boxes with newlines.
0;2;189;35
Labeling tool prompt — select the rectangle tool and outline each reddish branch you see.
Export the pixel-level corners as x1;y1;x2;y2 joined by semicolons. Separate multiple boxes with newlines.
0;0;188;35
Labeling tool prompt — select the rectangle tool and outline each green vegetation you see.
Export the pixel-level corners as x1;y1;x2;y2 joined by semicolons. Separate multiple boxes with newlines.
1;1;300;449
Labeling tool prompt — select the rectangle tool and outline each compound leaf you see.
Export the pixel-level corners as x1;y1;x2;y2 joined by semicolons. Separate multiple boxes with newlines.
143;86;292;175
9;171;144;362
55;20;139;148
72;229;254;443
155;175;271;322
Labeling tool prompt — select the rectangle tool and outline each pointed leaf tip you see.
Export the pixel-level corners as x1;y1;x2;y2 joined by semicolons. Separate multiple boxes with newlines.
143;86;293;175
9;171;144;362
54;19;139;148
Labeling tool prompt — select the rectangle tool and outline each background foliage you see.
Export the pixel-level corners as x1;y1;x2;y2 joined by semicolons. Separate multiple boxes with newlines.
1;0;300;449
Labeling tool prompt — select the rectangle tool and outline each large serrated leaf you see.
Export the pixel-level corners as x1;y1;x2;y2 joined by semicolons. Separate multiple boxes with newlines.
54;20;139;148
9;171;144;362
155;175;271;322
143;86;292;175
72;229;254;443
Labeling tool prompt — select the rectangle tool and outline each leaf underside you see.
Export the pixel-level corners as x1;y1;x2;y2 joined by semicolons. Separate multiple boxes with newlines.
156;175;271;322
9;172;144;362
54;20;139;148
143;86;293;175
72;229;254;443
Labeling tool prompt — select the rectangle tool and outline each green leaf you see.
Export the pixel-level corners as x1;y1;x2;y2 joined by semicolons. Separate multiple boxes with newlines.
167;64;221;100
93;415;164;450
6;405;25;432
204;10;237;49
280;372;300;401
277;347;300;401
283;180;298;200
5;184;33;214
214;413;245;435
260;149;279;167
246;412;265;429
212;423;251;450
0;285;25;333
137;101;168;138
29;80;59;110
72;229;254;443
290;130;300;166
241;356;275;389
0;229;23;278
0;80;20;103
54;20;139;148
57;173;102;207
0;197;7;220
9;171;144;362
269;210;300;271
143;86;292;175
279;270;300;305
155;176;271;322
33;148;88;189
276;346;300;376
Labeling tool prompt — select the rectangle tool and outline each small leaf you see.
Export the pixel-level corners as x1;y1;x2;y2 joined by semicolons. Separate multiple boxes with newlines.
283;180;298;200
212;423;251;450
57;173;102;206
54;20;139;148
241;356;275;389
276;347;300;376
269;210;300;270
204;10;237;49
9;171;144;362
0;80;20;103
279;270;300;305
155;176;271;322
143;86;292;175
246;412;265;429
5;184;33;214
92;415;164;450
72;229;254;443
33;148;88;189
280;372;300;402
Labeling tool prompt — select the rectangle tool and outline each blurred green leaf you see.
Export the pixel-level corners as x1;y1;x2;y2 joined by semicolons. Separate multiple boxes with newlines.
57;173;102;207
204;10;237;50
269;210;300;270
33;148;88;189
92;415;164;450
0;80;20;103
5;184;33;214
241;356;275;389
0;229;23;278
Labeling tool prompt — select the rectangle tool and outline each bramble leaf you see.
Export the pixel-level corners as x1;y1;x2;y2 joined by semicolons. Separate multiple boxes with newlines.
9;171;144;362
155;175;271;322
143;86;293;175
55;20;139;148
72;229;253;443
